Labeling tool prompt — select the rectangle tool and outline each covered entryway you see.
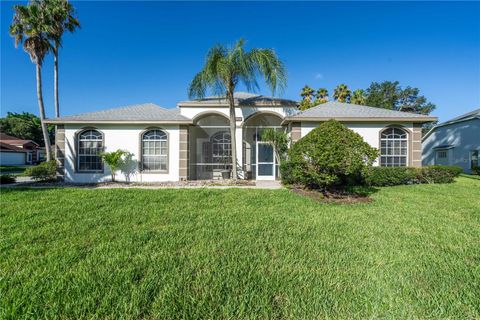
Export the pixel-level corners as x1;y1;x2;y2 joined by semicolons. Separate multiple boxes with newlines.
243;112;284;180
188;113;232;180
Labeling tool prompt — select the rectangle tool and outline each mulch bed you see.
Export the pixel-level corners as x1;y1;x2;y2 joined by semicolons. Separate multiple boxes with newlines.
290;187;372;204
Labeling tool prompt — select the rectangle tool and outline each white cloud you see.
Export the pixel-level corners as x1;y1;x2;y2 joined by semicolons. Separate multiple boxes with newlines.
314;73;323;80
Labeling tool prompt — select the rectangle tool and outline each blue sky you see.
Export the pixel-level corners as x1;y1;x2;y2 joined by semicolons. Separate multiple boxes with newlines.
1;1;479;122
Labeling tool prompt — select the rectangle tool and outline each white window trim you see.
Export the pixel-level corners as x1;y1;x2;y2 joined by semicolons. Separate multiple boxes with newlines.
77;129;104;173
141;129;169;173
380;127;409;167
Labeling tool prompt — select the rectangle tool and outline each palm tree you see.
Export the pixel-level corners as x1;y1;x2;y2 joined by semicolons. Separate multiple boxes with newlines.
42;0;80;118
189;39;286;179
314;88;329;105
300;85;315;100
299;85;315;110
10;2;52;161
350;89;366;105
333;84;351;103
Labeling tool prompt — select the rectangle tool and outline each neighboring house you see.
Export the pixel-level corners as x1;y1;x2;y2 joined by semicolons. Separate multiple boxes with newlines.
0;133;40;165
422;108;480;173
45;92;436;183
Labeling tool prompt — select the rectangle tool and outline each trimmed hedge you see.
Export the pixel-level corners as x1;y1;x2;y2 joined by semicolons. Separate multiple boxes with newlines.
366;165;462;186
364;167;418;186
0;174;16;184
25;160;56;182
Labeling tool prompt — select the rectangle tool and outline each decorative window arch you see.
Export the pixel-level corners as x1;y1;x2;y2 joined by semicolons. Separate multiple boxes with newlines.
211;131;231;164
141;129;168;171
380;127;408;167
77;129;103;172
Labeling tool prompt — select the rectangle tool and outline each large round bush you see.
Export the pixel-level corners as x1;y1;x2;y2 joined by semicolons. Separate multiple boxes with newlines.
282;119;378;189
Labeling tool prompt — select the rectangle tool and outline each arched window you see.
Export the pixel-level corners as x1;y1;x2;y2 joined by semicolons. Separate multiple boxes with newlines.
211;131;231;164
78;129;103;171
380;127;408;167
141;129;168;171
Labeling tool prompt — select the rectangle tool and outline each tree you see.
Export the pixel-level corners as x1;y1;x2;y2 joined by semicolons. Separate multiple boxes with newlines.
299;85;315;110
42;0;80;118
365;81;399;110
396;86;436;114
365;81;436;115
333;84;351;103
314;88;329;105
350;89;366;105
100;150;129;182
188;38;286;179
10;2;53;161
0;112;54;145
260;128;288;165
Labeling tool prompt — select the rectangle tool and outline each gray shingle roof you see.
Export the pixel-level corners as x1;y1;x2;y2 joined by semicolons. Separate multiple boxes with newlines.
422;108;479;140
45;103;191;123
178;92;297;107
286;101;436;122
437;108;480;126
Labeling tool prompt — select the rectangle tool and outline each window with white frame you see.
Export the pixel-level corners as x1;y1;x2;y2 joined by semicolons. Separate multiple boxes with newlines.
211;131;231;166
78;129;103;171
141;129;168;171
380;127;408;167
436;150;448;159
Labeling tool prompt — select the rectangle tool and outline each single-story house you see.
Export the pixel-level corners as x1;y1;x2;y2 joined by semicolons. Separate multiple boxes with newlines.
45;92;436;183
0;133;40;165
422;108;479;173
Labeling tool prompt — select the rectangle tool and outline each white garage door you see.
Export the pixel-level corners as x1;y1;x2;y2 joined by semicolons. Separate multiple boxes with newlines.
0;151;26;166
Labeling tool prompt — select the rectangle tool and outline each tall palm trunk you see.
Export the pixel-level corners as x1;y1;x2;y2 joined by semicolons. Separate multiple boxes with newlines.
227;88;237;180
53;44;60;117
36;63;52;161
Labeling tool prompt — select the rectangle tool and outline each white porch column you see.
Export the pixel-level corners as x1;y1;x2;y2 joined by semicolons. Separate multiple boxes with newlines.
235;119;244;179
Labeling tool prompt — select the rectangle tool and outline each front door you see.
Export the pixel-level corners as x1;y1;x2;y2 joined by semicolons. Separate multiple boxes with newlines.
256;142;275;180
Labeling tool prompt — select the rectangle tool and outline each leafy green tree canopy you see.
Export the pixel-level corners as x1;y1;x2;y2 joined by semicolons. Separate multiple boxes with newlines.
0;112;54;145
365;81;435;114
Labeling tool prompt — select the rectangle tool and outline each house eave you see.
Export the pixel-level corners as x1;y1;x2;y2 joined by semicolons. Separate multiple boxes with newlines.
177;102;297;108
44;119;193;125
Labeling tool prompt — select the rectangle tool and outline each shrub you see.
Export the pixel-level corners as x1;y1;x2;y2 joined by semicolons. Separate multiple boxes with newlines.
0;174;16;184
417;165;462;184
100;149;130;182
25;160;56;182
366;165;463;186
283;120;378;190
365;167;418;186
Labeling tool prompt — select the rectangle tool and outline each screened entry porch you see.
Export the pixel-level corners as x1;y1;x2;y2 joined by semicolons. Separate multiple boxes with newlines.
188;112;284;180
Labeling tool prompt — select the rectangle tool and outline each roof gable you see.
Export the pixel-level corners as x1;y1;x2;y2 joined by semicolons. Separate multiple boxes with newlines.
286;101;436;122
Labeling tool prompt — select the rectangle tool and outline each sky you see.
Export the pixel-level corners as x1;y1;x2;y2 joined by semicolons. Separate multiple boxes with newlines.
1;1;479;123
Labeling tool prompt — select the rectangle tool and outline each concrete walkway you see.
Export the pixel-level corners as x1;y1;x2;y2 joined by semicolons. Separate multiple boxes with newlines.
255;180;283;189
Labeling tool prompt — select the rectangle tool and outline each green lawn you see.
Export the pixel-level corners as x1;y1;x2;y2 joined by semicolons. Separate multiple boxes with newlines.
1;177;479;319
0;165;29;176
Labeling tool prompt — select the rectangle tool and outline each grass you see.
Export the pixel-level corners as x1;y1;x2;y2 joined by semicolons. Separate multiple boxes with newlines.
1;177;479;319
0;165;29;176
